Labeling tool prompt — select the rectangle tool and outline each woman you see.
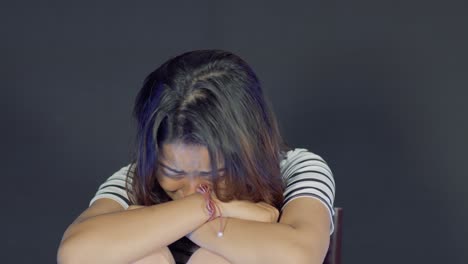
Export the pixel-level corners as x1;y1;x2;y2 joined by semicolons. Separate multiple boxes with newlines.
57;50;335;264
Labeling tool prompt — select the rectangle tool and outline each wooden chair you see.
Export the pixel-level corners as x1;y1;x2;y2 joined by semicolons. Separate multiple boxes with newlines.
323;207;343;264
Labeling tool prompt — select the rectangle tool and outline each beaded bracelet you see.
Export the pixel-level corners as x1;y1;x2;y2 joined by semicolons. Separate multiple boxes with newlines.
196;184;225;237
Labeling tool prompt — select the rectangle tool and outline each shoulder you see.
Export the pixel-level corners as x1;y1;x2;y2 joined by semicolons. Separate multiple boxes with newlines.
88;164;136;209
279;147;335;194
279;148;336;234
280;148;331;174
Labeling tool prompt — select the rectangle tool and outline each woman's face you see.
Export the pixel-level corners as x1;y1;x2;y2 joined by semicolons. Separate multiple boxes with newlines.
157;142;225;200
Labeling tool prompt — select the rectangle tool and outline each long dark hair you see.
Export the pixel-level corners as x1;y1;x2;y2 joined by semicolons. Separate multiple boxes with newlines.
127;50;288;209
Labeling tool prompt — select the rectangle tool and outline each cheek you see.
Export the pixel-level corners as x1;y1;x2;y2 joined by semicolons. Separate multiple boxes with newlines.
157;176;191;201
158;177;182;191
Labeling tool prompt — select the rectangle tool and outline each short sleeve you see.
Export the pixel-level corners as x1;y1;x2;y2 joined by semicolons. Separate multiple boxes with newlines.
280;148;336;234
88;164;134;209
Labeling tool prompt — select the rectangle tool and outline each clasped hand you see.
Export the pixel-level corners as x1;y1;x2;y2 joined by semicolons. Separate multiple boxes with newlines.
127;195;279;224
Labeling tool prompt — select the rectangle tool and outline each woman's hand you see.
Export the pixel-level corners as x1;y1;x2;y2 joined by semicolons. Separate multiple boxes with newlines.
217;200;279;223
127;199;279;223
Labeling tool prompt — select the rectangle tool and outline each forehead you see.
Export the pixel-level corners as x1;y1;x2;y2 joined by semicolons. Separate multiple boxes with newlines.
159;143;223;171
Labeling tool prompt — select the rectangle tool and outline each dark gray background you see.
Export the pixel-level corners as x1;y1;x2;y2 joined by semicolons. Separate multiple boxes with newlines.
2;1;467;263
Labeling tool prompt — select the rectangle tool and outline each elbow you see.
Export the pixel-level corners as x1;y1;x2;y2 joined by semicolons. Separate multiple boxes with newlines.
57;235;95;264
289;230;330;264
57;235;127;264
58;224;89;264
287;248;316;264
57;238;80;264
58;223;101;264
266;244;311;264
284;241;328;264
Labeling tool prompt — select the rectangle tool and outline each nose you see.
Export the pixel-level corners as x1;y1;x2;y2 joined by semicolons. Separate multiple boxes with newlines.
183;176;212;197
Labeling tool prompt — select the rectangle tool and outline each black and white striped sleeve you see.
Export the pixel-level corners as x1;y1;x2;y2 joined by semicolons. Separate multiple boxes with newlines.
280;148;336;234
88;164;134;209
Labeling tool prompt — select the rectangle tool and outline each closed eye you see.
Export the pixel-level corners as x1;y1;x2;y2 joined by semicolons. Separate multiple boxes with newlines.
160;169;185;179
158;162;226;177
163;171;216;178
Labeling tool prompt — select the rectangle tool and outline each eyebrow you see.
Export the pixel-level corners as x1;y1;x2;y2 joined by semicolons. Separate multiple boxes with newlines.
158;162;226;174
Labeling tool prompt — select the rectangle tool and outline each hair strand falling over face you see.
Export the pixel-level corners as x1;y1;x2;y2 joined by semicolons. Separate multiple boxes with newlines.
127;50;288;209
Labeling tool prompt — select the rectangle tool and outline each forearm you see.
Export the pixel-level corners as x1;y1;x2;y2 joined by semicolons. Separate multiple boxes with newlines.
58;194;208;264
189;218;321;264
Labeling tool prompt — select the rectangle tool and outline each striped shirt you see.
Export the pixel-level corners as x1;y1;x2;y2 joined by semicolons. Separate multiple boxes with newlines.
89;148;336;234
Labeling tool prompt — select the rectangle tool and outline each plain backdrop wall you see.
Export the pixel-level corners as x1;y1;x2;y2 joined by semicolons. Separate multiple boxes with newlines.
1;1;467;263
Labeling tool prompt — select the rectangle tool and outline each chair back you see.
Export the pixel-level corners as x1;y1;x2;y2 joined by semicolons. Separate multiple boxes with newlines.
323;207;343;264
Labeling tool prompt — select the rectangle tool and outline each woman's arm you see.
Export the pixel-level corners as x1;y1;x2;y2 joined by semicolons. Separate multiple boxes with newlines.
188;197;330;264
187;149;334;264
57;194;209;264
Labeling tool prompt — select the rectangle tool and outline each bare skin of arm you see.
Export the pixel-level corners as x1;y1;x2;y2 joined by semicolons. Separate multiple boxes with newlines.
188;197;331;264
57;195;279;264
57;195;210;264
58;195;329;264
